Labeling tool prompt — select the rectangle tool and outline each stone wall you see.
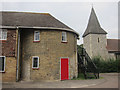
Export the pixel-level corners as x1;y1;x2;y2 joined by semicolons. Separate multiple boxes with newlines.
1;29;17;82
83;34;111;60
108;53;116;59
21;29;78;81
83;34;92;57
2;57;17;82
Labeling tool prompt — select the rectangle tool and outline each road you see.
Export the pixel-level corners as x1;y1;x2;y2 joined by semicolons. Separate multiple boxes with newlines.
2;73;118;88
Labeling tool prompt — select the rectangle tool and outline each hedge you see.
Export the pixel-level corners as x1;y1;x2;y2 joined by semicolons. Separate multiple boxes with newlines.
92;56;119;73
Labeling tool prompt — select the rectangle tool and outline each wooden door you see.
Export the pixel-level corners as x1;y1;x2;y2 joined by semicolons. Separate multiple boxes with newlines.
61;58;69;80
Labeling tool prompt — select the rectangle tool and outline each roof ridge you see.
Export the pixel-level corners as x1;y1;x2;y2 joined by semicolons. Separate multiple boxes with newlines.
0;11;50;15
0;11;79;36
107;39;120;40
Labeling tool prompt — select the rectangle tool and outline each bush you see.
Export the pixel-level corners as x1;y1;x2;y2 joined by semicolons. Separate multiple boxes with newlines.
92;56;119;73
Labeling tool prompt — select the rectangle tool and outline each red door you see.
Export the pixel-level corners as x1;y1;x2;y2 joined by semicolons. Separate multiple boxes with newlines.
61;58;69;80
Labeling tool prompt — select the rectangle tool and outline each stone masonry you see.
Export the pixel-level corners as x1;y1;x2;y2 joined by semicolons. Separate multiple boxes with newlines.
20;29;78;81
1;29;17;82
83;34;110;59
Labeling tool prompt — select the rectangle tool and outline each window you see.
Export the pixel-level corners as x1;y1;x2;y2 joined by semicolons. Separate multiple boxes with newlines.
62;32;67;42
0;29;7;40
98;38;99;43
34;31;40;41
0;56;5;72
32;56;39;69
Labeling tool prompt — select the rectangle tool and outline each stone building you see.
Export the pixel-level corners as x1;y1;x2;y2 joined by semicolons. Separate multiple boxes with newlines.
83;8;120;60
106;39;120;59
0;11;79;82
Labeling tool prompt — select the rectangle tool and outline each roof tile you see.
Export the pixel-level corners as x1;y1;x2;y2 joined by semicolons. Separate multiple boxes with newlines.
106;39;120;52
0;11;79;36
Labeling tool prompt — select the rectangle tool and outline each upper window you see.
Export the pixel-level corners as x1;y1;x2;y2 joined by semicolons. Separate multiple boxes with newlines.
62;32;67;42
0;29;7;40
32;56;39;69
34;31;40;41
0;56;5;72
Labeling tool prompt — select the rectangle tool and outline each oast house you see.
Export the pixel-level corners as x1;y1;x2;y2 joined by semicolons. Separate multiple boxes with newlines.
0;11;79;82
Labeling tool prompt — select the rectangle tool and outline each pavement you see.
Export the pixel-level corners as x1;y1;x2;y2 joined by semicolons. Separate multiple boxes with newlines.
2;73;119;88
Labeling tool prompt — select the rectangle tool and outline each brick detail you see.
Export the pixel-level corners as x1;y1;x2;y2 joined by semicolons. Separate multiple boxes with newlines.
1;30;17;57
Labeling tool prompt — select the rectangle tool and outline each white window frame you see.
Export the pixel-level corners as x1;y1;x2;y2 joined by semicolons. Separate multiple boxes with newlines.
34;31;40;41
0;56;6;72
62;31;67;42
0;29;7;40
32;56;39;69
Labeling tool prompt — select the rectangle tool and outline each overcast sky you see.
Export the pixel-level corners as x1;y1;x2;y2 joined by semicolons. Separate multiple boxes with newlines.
0;0;119;44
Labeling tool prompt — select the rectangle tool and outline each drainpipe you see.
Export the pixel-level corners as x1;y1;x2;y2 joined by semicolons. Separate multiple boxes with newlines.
16;27;20;82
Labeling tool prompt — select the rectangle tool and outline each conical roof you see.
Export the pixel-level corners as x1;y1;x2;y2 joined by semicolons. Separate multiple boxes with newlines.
83;8;107;37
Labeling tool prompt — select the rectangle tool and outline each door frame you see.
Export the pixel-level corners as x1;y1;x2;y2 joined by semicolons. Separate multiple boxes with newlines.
60;57;69;80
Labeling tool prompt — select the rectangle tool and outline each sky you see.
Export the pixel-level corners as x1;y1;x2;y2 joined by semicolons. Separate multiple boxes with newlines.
0;0;119;45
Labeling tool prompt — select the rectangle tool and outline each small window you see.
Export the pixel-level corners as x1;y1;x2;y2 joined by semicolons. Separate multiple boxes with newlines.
0;56;5;72
98;38;99;43
34;31;40;41
62;32;67;42
32;56;39;69
0;29;7;40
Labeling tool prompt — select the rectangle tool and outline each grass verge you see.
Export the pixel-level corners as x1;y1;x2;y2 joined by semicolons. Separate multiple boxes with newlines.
71;73;103;80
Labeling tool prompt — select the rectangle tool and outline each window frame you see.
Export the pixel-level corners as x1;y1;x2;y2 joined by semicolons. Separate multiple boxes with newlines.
0;56;6;72
34;31;40;42
0;29;7;40
32;56;39;69
61;31;67;42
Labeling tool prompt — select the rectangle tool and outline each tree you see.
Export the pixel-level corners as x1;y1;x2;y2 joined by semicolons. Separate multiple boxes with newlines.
77;44;83;55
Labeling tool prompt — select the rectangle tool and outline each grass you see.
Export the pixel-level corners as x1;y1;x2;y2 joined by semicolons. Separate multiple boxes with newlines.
72;73;85;80
71;73;103;80
99;77;104;79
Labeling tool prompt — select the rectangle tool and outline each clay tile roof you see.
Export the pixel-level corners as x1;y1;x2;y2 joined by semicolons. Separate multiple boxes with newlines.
83;8;107;37
0;11;79;36
106;39;120;52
